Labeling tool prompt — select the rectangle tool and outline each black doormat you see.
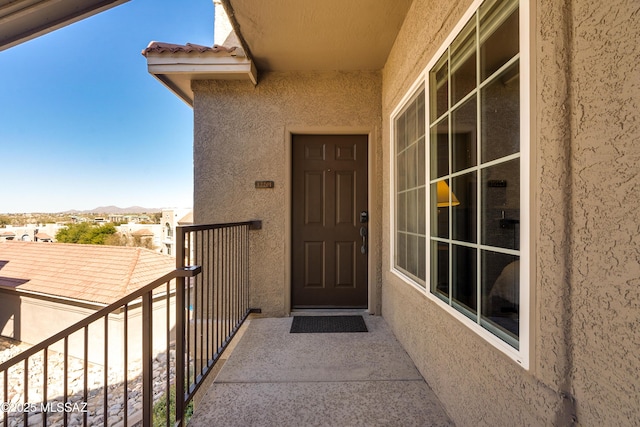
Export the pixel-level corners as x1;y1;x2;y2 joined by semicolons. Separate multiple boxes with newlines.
290;315;368;333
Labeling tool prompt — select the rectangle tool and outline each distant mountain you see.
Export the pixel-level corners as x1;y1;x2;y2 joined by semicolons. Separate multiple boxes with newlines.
64;206;162;215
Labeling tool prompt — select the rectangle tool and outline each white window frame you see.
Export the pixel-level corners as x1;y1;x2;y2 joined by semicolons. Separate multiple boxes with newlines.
393;84;427;286
390;75;426;288
390;0;531;368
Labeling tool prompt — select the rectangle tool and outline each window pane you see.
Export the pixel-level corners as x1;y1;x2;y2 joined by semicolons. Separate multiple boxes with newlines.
406;143;417;190
395;88;426;283
480;0;519;81
417;93;426;137
429;52;449;123
481;61;520;163
406;234;418;277
451;19;477;105
452;95;477;173
452;171;477;243
481;159;520;250
418;136;425;186
407;102;417;144
452;244;477;316
418;237;426;286
397;192;406;232
397;150;406;192
431;240;449;300
396;114;407;152
407;189;417;234
481;251;519;343
418;188;426;235
397;232;407;271
430;117;449;179
431;181;449;238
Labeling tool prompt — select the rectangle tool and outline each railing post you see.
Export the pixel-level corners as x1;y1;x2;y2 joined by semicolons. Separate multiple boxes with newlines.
175;227;186;426
142;291;153;427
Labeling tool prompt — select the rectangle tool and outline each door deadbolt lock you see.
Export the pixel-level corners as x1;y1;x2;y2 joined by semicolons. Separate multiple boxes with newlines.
360;211;368;223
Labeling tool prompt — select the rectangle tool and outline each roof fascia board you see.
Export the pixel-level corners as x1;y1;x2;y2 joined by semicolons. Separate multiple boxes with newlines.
148;63;256;76
0;0;130;51
147;58;257;106
145;54;251;66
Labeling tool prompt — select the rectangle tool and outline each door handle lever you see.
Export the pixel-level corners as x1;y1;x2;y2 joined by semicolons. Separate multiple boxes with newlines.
360;226;368;254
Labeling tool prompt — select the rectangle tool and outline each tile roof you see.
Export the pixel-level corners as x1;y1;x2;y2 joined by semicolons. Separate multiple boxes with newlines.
131;228;153;236
1;231;16;237
177;212;193;225
0;241;175;305
141;42;239;56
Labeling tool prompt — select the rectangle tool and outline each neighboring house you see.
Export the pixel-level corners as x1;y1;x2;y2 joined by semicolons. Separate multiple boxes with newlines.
0;224;64;243
116;223;163;250
0;231;15;242
0;241;175;369
117;212;195;254
160;208;193;256
33;232;53;242
131;227;154;239
107;213;153;223
143;0;640;425
108;214;127;223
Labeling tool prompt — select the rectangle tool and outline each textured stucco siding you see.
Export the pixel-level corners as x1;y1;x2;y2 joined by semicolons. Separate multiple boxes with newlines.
568;0;640;424
0;292;170;370
381;0;640;425
193;71;382;316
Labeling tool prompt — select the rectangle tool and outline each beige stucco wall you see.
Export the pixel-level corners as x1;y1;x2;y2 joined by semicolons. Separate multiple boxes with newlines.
0;290;97;349
192;71;383;317
0;291;176;372
381;0;640;425
565;0;640;423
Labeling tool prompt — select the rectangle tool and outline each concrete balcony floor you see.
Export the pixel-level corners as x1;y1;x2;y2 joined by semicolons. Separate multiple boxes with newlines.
188;315;454;426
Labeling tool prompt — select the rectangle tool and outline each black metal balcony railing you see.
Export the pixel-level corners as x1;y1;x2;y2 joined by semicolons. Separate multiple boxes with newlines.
0;221;260;427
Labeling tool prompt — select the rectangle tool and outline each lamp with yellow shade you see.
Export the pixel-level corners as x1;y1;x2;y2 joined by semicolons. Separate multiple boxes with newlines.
436;180;460;208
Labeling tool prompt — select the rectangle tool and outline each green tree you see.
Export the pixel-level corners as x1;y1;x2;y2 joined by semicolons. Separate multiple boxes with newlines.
55;223;117;244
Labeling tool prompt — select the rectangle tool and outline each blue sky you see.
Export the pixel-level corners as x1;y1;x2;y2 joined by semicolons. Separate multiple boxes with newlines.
0;0;215;213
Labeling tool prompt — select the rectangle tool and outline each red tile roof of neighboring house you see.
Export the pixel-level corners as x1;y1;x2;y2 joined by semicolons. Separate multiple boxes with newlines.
142;42;238;56
1;231;16;237
0;241;175;305
131;228;154;236
177;212;193;225
35;232;53;240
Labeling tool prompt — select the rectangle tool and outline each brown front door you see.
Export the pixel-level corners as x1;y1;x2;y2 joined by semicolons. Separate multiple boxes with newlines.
292;134;368;308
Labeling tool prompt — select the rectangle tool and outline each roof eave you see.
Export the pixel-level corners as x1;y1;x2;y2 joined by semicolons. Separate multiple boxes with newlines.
145;54;257;107
0;0;130;52
0;285;108;309
219;0;412;72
